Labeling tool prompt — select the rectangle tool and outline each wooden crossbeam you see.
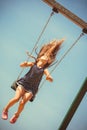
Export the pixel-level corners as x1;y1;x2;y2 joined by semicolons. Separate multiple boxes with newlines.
42;0;87;32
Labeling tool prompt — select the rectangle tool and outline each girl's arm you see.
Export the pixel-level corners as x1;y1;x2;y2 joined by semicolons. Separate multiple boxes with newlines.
44;69;53;82
20;61;34;67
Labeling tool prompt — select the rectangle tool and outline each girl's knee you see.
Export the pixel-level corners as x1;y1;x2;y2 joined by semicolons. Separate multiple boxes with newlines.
19;99;26;106
13;97;20;102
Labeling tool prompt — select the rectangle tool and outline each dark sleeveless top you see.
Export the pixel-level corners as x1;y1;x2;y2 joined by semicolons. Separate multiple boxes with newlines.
17;64;44;95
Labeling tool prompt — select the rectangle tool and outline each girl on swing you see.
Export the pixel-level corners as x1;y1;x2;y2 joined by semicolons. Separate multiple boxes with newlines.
2;38;64;124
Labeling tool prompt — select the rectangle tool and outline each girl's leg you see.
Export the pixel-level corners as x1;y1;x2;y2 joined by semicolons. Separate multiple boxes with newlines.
2;85;24;120
10;91;33;123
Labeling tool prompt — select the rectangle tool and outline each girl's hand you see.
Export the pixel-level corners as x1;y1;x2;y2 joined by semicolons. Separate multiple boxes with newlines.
46;75;53;82
20;61;28;67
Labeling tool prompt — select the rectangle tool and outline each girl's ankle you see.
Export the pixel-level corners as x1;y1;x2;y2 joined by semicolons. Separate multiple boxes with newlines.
3;108;8;112
15;113;19;117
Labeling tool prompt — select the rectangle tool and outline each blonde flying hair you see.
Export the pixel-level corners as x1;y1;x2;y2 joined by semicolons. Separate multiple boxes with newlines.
36;38;65;68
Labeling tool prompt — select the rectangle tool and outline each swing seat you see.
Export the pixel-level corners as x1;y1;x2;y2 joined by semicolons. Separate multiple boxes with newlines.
30;95;36;102
11;80;18;91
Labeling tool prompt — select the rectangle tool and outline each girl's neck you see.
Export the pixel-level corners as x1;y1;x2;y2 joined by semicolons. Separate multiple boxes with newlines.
36;62;44;68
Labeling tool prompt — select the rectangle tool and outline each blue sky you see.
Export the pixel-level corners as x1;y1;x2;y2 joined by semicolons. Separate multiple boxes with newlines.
0;0;87;130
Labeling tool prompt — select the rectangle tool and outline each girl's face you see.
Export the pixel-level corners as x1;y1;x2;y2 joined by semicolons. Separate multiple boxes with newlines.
37;55;48;67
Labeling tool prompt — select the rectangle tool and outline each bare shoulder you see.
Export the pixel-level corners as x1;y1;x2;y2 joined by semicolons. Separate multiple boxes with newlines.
27;62;35;66
44;69;49;74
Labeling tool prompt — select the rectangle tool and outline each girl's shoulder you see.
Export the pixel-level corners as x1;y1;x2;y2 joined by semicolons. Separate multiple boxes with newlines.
28;62;35;66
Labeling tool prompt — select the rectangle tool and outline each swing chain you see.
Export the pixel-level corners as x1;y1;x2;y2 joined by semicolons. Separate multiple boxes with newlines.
17;10;54;80
50;32;84;74
39;31;85;89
